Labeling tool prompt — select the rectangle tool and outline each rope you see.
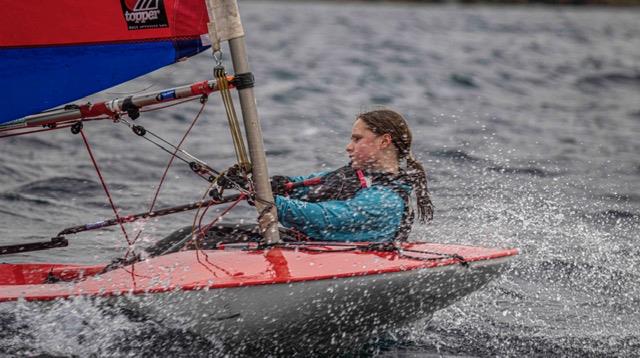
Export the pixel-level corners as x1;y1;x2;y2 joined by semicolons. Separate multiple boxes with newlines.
79;129;131;245
198;194;245;238
398;248;469;267
192;193;246;248
190;180;219;243
251;241;469;266
123;99;209;259
215;65;250;170
0;117;111;138
0;124;72;138
118;118;218;182
146;100;208;215
192;193;246;273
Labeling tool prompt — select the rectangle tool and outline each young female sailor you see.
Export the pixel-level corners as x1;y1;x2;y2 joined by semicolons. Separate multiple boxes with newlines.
272;109;434;242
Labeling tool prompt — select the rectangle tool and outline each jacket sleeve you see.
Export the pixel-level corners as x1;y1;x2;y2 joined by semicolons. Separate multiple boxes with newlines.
275;186;404;242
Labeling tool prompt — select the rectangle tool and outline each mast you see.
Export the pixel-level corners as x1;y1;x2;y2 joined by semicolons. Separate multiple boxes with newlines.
206;0;281;243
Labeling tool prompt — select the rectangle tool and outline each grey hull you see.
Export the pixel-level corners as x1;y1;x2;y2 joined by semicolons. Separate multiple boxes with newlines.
122;256;511;354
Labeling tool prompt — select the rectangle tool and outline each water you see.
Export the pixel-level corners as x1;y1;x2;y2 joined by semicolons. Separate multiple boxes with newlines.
1;1;639;356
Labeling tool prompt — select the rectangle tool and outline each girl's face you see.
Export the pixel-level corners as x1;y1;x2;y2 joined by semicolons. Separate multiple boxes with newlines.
346;119;389;170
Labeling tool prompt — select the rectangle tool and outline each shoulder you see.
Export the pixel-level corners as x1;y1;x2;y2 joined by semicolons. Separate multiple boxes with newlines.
355;185;405;205
286;170;328;182
369;173;412;196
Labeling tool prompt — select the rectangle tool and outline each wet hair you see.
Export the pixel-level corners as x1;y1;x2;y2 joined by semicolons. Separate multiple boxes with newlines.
357;109;434;223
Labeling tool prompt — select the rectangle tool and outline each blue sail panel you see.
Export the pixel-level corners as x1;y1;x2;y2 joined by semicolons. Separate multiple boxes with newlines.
0;39;209;125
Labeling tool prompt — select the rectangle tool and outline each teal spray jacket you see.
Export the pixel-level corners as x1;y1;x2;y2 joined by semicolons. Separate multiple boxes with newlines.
274;166;414;242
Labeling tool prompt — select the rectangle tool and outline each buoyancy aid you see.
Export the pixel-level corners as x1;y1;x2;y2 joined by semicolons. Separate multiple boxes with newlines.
283;165;415;241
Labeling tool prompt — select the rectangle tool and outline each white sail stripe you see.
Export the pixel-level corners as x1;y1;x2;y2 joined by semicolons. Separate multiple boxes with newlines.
134;0;159;12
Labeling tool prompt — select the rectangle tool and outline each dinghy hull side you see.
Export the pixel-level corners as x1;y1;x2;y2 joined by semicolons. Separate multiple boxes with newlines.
0;242;516;353
120;256;511;353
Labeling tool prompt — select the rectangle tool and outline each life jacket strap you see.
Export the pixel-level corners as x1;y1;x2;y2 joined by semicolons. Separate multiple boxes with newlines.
356;169;368;188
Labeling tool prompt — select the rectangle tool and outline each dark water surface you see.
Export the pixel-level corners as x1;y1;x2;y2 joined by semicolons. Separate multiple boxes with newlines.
1;1;639;356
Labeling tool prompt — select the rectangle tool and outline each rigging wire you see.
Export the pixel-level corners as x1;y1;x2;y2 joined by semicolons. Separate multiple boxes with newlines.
1;71;270;263
137;126;211;166
117;118;218;183
123;98;210;260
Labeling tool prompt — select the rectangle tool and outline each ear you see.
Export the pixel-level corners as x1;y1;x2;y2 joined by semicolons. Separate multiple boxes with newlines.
379;133;393;148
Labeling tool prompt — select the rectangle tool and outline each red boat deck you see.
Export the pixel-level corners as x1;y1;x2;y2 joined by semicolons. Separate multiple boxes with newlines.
0;243;517;302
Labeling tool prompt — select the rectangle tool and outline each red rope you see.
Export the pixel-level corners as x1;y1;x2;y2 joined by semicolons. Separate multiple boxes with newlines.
79;129;131;245
195;193;246;271
125;100;207;255
192;194;245;254
196;200;215;236
0;125;72;138
147;100;207;212
197;193;246;240
0;117;112;138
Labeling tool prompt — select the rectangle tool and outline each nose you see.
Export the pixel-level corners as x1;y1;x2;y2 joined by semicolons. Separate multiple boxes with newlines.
346;141;353;153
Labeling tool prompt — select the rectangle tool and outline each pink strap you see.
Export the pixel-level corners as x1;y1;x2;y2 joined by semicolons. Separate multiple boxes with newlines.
356;169;368;188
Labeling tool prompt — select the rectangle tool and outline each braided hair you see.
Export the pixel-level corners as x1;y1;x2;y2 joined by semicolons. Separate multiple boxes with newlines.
357;109;434;223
